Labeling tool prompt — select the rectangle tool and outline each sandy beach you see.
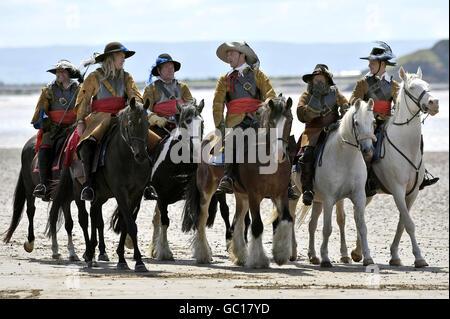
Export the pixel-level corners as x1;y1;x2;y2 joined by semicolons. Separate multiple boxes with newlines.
0;148;448;300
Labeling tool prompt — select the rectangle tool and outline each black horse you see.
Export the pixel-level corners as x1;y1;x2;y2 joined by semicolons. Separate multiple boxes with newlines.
48;97;151;271
2;131;94;261
112;100;237;259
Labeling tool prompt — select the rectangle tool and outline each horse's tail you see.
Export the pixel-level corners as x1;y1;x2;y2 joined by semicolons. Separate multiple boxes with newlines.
110;206;122;234
182;172;201;232
206;193;219;228
3;170;27;243
295;201;311;229
45;167;72;238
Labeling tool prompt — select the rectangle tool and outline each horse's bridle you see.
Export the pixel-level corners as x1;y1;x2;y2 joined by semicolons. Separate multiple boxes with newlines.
120;113;148;153
341;111;376;150
393;84;429;126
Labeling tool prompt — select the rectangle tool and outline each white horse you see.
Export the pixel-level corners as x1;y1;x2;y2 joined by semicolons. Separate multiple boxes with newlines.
292;99;377;267
345;67;439;268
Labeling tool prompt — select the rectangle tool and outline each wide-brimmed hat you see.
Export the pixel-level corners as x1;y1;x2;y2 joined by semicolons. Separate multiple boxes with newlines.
47;60;81;79
360;41;397;66
151;53;181;76
302;64;335;85
94;42;135;63
216;41;259;67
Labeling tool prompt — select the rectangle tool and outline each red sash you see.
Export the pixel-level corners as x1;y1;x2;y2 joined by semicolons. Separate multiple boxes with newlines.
154;99;184;116
48;110;76;124
35;129;43;153
373;100;391;115
226;97;263;114
92;97;126;114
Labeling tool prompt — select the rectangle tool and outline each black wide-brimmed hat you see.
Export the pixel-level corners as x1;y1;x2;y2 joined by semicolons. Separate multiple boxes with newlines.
151;53;181;76
47;60;81;79
302;64;335;85
94;42;135;63
360;41;397;66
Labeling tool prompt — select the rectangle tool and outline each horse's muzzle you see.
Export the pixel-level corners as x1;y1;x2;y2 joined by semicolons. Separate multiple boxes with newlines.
426;99;439;116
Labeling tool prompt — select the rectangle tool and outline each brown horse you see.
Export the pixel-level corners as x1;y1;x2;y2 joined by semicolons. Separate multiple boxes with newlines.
182;96;295;267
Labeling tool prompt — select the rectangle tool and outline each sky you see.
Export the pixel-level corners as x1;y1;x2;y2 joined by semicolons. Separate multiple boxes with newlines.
0;0;448;48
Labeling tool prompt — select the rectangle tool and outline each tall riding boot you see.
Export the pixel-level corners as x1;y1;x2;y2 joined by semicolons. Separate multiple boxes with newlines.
33;146;53;201
288;181;300;200
217;163;234;194
79;140;97;201
365;166;379;197
300;160;314;206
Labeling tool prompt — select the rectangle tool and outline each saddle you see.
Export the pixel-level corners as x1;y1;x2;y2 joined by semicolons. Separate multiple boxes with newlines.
32;133;71;173
71;121;118;185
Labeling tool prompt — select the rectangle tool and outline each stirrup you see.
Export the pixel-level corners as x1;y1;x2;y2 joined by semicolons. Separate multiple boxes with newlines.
302;190;314;206
419;175;439;190
143;185;158;200
33;184;47;198
216;177;234;194
80;186;95;202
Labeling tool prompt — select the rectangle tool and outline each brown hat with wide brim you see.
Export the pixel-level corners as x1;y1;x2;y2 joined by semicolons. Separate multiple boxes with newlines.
94;42;135;63
216;41;259;66
47;59;82;79
302;64;335;85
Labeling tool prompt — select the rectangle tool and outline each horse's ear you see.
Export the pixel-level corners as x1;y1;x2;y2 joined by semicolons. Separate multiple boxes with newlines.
197;99;204;114
176;100;182;113
354;98;361;110
143;99;150;111
417;66;422;79
130;97;136;110
367;98;374;111
278;93;283;97
399;66;407;81
286;97;292;109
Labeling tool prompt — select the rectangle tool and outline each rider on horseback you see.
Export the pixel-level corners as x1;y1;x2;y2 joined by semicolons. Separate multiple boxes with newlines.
213;41;283;195
143;53;194;138
142;54;195;200
350;41;438;195
32;60;82;200
74;42;161;202
297;64;350;205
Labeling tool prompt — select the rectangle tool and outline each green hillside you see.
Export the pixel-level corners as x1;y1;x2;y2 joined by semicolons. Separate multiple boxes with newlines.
393;39;449;83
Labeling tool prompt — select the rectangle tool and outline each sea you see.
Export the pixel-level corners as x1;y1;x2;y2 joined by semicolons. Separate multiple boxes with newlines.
0;88;448;151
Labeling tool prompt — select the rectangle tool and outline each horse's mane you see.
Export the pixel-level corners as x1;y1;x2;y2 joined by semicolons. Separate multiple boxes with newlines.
338;103;356;140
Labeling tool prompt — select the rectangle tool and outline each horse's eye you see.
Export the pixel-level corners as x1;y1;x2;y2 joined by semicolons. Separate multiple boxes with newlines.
354;120;359;126
186;119;192;124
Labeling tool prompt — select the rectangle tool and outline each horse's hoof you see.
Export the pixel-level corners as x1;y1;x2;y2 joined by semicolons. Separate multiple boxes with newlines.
363;258;374;266
69;254;80;262
310;256;321;265
289;255;297;262
125;235;134;249
414;259;428;268
351;250;362;262
23;240;34;253
225;240;231;251
98;253;110;261
389;258;403;267
87;261;94;268
320;261;333;268
117;262;130;271
52;253;61;260
340;256;352;264
135;263;148;272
